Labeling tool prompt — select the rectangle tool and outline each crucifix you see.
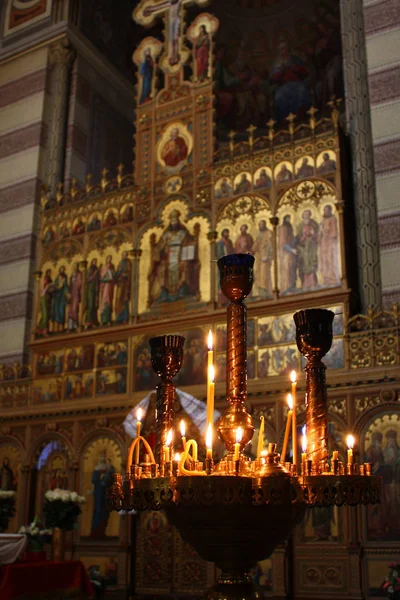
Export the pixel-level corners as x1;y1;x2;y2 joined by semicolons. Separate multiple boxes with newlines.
134;0;209;67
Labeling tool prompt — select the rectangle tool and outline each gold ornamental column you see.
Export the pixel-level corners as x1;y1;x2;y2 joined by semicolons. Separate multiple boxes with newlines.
79;261;88;331
207;231;218;305
269;216;279;300
130;248;142;322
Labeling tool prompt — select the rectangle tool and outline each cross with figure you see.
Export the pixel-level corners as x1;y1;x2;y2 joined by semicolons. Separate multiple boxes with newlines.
134;0;209;67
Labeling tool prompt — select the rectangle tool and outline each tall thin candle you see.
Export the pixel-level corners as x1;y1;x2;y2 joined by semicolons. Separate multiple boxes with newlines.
281;395;293;463
290;371;298;465
206;364;215;428
257;415;265;459
135;408;143;464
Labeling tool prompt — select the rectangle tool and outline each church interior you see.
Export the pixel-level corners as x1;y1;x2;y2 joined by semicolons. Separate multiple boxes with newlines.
0;0;399;598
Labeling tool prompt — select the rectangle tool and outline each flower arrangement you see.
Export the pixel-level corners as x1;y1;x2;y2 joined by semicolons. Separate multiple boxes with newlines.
0;490;16;532
19;517;52;552
382;562;400;599
43;489;85;531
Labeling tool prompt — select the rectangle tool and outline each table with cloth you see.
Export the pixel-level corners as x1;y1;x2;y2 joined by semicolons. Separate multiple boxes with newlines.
0;559;94;599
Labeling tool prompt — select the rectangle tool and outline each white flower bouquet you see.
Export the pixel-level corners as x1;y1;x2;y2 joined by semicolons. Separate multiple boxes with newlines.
19;516;52;551
43;489;86;531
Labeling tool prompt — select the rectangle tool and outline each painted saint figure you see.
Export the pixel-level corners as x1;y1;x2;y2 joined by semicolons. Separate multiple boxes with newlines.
85;259;100;328
148;210;199;305
318;152;337;174
195;24;210;81
252;220;273;298
275;164;293;185
278;215;297;294
235;173;252;194
161;127;188;168
67;262;82;331
90;452;115;539
37;269;54;335
296;210;319;290
99;256;115;325
115;251;132;324
234;224;254;254
143;0;182;66
255;169;272;190
296;158;314;179
0;457;16;491
139;48;154;104
52;265;69;332
320;205;339;286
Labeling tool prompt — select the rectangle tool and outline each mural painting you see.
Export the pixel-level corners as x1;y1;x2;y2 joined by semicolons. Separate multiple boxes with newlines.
254;167;272;190
32;378;63;403
157;122;193;173
214;177;233;200
65;373;94;400
0;444;20;532
139;200;210;312
81;437;122;539
211;0;343;136
316;150;337;175
277;192;341;295
65;345;95;372
96;368;127;395
97;341;128;368
132;37;163;105
187;13;219;83
35;350;65;376
364;414;400;542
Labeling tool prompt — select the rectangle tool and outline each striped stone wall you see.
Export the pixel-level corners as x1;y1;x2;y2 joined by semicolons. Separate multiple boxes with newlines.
0;46;48;364
365;0;400;306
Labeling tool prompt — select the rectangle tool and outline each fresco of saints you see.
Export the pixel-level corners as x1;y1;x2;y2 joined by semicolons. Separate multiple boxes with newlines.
320;205;339;286
254;169;272;190
275;164;293;185
270;40;311;122
252;220;273;298
296;158;314;179
85;259;100;328
139;48;154;104
278;215;297;294
235;173;252;194
99;256;116;325
296;210;319;290
216;228;234;261
195;24;210;81
52;265;69;333
148;211;200;305
115;251;132;324
318;152;337;174
0;457;17;491
161;127;188;168
37;269;54;335
67;262;82;331
90;452;115;539
234;224;254;254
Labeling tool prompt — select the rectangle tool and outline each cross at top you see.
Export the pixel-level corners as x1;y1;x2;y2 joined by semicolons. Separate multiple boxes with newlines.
134;0;209;68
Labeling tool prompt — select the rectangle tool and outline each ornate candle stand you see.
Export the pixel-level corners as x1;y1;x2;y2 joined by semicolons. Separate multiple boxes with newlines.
108;255;381;600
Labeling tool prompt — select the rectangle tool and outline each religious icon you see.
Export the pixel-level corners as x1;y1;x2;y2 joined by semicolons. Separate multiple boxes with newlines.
65;373;94;399
176;328;207;386
134;339;158;391
187;13;219;83
120;203;134;223
317;151;337;174
158;124;191;171
295;208;319;290
147;207;200;305
37;269;54;336
254;167;272;190
115;251;131;324
88;212;102;232
67;262;82;331
319;204;340;287
275;162;293;185
36;350;64;376
103;209;118;228
43;226;55;245
252;219;274;299
365;414;400;542
234;172;252;194
32;378;62;403
65;345;94;372
59;220;71;238
96;368;127;395
97;342;127;367
214;177;232;200
90;451;115;538
165;176;183;194
278;214;297;295
99;255;116;325
295;156;315;179
234;223;254;253
52;265;69;333
133;37;163;106
139;47;154;104
72;216;86;235
84;258;100;328
0;456;17;491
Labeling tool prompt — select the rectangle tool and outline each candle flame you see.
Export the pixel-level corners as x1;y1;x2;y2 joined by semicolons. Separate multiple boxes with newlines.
174;453;181;462
166;429;173;446
287;393;293;410
236;427;243;443
180;419;186;437
346;434;355;450
209;363;215;383
260;449;268;457
137;408;143;422
206;423;213;449
290;370;297;384
207;330;213;350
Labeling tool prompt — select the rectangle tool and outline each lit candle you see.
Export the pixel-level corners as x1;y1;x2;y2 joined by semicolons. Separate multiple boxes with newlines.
206;423;213;460
281;395;293;463
290;371;297;466
164;429;173;463
301;426;307;465
135;408;143;464
347;434;355;465
257;415;265;459
234;427;243;461
180;419;186;451
207;364;215;430
207;330;213;369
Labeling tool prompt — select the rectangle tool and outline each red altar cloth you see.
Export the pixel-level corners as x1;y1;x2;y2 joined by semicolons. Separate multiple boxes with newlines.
0;560;94;599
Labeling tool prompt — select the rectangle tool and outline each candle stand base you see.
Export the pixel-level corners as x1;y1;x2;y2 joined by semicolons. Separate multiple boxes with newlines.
205;571;263;600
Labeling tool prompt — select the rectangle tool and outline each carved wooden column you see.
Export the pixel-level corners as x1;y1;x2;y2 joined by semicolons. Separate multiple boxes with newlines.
46;38;75;198
340;0;382;309
33;270;42;338
207;230;218;305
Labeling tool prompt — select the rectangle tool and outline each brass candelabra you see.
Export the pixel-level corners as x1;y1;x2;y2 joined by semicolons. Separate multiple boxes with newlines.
108;254;380;600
